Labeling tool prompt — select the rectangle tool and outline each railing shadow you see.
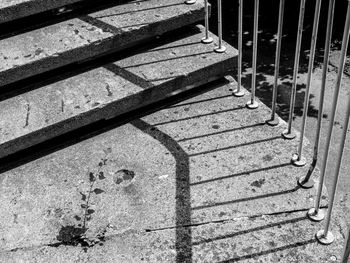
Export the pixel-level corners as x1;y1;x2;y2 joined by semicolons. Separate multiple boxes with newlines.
152;106;246;126
192;186;300;211
219;239;316;262
189;136;282;157
192;216;307;246
168;94;234;108
94;2;185;18
178;122;266;142
131;119;192;263
190;162;291;186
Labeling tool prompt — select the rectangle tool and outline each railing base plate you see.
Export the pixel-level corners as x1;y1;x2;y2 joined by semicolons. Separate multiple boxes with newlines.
282;129;296;140
266;118;279;126
307;208;325;222
214;46;227;53
202;37;213;44
246;100;259;109
297;176;315;189
233;88;245;97
316;230;335;245
291;153;307;167
185;0;197;4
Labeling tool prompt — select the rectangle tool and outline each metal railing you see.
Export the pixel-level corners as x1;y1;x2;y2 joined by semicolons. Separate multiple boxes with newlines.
186;0;350;256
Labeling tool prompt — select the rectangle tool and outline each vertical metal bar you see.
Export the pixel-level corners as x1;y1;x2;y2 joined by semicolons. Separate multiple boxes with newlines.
233;0;245;97
266;0;285;126
308;0;350;228
291;0;322;166
298;0;336;189
215;0;226;53
202;0;213;44
316;85;350;245
341;227;350;263
317;95;350;244
246;0;259;109
282;0;306;139
316;22;350;243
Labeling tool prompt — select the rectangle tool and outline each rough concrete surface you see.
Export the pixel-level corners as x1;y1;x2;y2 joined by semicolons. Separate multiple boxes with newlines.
242;48;350;234
0;25;237;158
0;0;83;23
0;82;344;262
0;0;205;86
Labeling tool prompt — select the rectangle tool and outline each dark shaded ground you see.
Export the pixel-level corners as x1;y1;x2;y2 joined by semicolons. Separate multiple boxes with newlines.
209;0;348;115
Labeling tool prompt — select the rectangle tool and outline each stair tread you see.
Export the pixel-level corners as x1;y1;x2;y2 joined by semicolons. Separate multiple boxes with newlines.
0;25;237;158
0;0;84;24
0;0;205;87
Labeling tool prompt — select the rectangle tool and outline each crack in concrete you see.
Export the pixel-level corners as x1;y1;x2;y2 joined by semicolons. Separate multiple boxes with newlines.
61;99;65;113
105;84;113;97
23;102;30;128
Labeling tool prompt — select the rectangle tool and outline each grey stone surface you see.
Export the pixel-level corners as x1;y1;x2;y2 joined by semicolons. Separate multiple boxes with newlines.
0;81;343;262
0;0;205;86
0;212;344;262
0;0;83;24
0;25;237;158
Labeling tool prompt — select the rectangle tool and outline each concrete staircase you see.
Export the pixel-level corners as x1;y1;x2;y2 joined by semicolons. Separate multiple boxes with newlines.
0;0;346;262
0;0;238;158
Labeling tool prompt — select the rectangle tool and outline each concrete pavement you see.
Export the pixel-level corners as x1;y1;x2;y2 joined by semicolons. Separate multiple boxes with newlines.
0;80;345;262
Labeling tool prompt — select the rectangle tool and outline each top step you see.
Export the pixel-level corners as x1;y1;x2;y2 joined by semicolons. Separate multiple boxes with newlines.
0;0;84;24
0;0;205;88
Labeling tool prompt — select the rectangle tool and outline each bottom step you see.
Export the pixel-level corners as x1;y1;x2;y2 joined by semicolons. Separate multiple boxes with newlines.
0;25;237;158
0;82;344;262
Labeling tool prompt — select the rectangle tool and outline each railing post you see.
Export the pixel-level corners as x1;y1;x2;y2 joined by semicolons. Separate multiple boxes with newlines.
202;0;213;44
316;78;350;244
266;0;285;126
215;0;226;53
282;0;306;139
291;0;322;166
246;0;260;109
341;227;350;262
308;0;350;230
315;9;350;241
233;0;245;97
298;0;336;189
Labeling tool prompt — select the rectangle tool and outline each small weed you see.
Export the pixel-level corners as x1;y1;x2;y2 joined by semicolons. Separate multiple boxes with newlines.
55;148;111;251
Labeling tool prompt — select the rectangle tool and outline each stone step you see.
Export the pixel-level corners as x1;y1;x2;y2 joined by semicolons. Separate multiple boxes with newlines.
0;81;341;262
0;0;84;24
0;25;237;158
0;0;205;87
